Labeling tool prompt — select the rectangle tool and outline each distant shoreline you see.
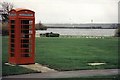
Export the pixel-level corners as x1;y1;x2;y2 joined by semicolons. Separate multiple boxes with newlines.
43;23;118;29
46;27;117;29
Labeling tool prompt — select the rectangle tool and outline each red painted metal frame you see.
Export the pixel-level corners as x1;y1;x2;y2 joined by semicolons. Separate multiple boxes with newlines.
8;8;35;64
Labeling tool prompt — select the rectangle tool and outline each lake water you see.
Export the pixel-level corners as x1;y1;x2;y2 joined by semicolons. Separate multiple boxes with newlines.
36;28;117;36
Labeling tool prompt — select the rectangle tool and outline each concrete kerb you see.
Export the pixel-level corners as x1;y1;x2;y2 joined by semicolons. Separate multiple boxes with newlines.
3;69;119;78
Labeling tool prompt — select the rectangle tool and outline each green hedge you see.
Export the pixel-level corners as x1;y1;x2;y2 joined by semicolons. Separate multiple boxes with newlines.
115;28;120;37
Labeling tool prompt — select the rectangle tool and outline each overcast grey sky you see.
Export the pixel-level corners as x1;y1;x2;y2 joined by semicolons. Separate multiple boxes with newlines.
1;0;120;23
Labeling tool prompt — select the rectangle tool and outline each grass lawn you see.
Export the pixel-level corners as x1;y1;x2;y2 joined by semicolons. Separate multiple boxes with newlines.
2;36;119;76
36;37;118;70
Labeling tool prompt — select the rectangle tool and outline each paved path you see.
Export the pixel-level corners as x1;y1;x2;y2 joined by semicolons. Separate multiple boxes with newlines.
19;63;57;73
3;69;119;78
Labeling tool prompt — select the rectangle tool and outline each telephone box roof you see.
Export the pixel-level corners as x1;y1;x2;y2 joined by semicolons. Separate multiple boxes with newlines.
10;8;34;12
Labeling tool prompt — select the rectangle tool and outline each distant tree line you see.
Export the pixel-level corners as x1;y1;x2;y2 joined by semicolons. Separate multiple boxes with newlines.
47;26;117;29
35;22;47;30
0;2;13;36
1;2;14;22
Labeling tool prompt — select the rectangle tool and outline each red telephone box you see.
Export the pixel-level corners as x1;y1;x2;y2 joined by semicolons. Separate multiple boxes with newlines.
8;8;35;64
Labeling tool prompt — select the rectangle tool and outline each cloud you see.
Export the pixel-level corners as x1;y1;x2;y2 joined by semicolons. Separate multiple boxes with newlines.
2;0;119;23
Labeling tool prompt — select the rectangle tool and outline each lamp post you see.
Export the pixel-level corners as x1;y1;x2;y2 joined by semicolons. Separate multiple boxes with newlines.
91;19;93;29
